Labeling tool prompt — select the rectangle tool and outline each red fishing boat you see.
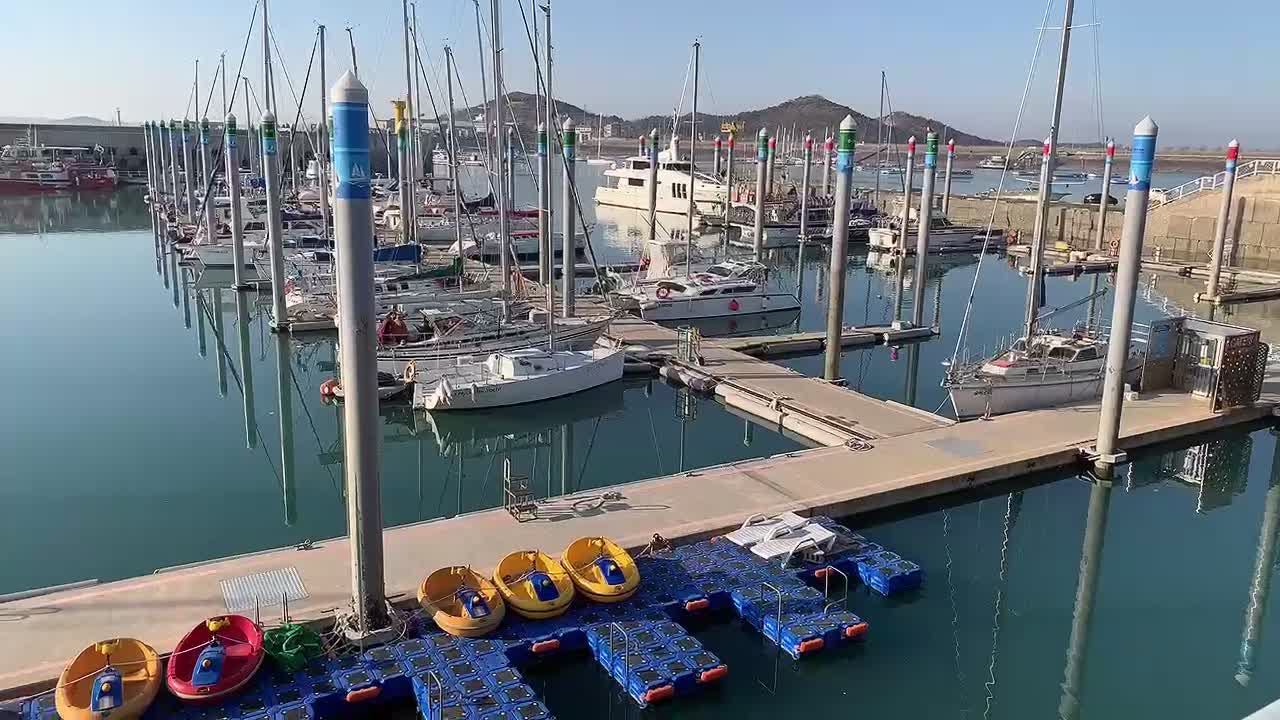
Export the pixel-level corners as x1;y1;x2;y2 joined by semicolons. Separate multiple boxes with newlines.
166;615;265;702
0;135;119;194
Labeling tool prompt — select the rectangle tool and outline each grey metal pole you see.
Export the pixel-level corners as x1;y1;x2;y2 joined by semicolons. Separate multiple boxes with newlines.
234;290;257;449
823;115;856;382
686;41;699;279
561;118;576;318
400;0;416;220
182;120;196;219
156;122;168;198
225;114;248;289
261;111;289;330
765;135;776;197
1058;478;1113;720
142;122;154;197
474;0;491;172
212;287;228;397
446;47;463;287
199;118;216;243
753;127;768;260
821;136;832;197
1206;140;1240;299
799;134;813;243
331;71;388;633
289;130;300;196
722;131;735;237
911;132;937;327
492;0;510;299
1094;117;1157;470
646;128;659;241
1093;140;1115;250
411;3;422;194
537;122;550;286
1024;136;1053;336
395;101;412;243
713;136;722;177
318;25;331;243
273;332;297;527
168;120;182;209
1237;431;1280;688
896;135;916;257
942;138;955;215
507;126;517;208
543;2;554;277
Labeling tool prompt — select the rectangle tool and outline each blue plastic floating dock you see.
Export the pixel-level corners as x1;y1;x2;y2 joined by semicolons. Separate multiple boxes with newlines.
20;517;920;719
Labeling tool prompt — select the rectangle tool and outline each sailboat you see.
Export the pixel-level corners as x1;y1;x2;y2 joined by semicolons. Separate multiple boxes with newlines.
408;0;623;412
942;0;1145;419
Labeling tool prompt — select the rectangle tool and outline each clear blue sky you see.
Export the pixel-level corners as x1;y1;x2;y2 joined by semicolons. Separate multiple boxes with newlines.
1;0;1275;148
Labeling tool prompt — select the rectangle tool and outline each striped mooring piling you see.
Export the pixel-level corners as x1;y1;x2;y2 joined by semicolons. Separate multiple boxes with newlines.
823;115;856;382
911;131;938;328
1205;139;1241;299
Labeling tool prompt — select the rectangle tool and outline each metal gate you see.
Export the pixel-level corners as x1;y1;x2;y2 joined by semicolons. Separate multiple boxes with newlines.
1176;330;1219;399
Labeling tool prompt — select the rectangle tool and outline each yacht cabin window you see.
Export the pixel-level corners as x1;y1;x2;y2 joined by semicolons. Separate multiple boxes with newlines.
627;178;645;187
1072;346;1099;362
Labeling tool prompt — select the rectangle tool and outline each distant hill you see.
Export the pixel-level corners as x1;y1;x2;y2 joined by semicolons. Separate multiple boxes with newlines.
447;93;1000;148
0;115;114;126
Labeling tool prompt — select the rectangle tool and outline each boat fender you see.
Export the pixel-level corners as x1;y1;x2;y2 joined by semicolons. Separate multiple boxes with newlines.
345;686;381;703
319;378;339;397
656;286;671;299
728;299;740;312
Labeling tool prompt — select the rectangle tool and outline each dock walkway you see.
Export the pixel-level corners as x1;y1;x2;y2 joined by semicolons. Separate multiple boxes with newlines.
606;317;951;444
3;373;1273;696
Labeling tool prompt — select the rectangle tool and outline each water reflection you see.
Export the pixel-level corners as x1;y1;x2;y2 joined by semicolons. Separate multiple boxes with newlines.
234;290;258;450
274;331;297;526
0;188;151;234
1238;429;1280;686
1058;475;1113;720
1129;433;1253;512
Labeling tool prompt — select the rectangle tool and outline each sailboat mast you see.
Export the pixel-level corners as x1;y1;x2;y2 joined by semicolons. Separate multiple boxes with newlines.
400;0;416;237
686;41;699;278
491;0;510;299
1024;0;1076;339
875;70;884;208
473;0;492;175
446;47;463;291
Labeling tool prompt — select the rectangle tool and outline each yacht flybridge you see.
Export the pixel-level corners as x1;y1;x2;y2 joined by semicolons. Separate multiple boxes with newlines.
594;135;727;216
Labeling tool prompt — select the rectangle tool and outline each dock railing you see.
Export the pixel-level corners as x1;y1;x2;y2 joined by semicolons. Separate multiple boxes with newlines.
1149;159;1280;211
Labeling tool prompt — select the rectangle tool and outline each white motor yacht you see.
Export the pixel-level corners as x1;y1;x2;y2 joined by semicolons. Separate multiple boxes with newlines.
594;135;726;216
615;261;799;321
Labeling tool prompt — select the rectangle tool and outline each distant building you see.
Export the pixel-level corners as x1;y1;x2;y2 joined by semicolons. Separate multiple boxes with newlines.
575;125;593;142
602;122;621;138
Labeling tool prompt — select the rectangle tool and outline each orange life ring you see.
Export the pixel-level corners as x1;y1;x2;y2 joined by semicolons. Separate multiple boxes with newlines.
729;299;740;312
656;286;672;299
1109;239;1119;250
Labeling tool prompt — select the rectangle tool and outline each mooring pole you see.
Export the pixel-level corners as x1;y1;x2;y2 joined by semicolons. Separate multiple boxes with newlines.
1093;117;1158;471
199;118;216;242
942;139;955;215
225;114;248;289
713;136;722;176
169;120;182;210
765;135;776;197
911;131;937;327
318;24;331;242
1093;140;1115;251
332;70;389;634
722;131;735;234
799;133;813;244
561;117;576;318
894;135;917;323
182;120;196;219
142;121;155;197
393;100;412;244
823;115;856;382
753;127;768;260
646;128;659;241
262;111;289;330
507;126;517;209
155;122;169;198
821;135;832;197
537;122;550;285
1206;140;1241;300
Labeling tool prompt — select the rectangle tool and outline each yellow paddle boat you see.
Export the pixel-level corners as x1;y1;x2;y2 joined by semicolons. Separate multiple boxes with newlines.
55;638;161;720
562;536;640;603
418;566;506;637
493;550;576;620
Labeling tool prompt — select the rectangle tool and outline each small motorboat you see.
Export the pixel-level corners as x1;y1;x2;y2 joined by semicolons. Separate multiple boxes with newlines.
56;639;161;720
418;566;506;637
166;616;265;702
562;537;640;604
493;550;576;620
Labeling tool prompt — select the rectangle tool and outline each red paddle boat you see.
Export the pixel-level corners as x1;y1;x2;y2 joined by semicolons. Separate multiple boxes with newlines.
166;615;265;702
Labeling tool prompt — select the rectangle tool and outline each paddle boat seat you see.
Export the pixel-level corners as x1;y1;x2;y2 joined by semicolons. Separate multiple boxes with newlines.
723;512;808;548
750;522;838;563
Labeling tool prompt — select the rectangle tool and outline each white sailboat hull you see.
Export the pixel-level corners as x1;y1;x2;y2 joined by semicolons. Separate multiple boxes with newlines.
947;365;1141;419
416;348;624;410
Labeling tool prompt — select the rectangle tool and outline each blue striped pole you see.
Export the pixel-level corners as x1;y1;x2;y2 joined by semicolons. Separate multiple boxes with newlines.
1094;116;1158;470
823;115;857;381
912;130;938;327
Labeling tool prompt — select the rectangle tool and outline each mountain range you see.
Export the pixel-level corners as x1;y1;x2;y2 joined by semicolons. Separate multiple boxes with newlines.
456;93;1001;147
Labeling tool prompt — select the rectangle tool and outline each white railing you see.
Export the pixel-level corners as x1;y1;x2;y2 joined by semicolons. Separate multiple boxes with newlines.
1149;159;1280;211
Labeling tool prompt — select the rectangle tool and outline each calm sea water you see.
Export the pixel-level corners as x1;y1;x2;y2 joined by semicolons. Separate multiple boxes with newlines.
3;184;1279;717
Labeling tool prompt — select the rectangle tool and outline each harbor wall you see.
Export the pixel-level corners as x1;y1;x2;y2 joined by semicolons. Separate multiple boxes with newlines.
878;174;1280;267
